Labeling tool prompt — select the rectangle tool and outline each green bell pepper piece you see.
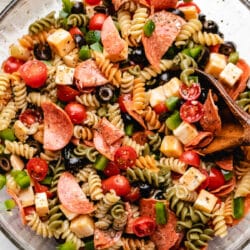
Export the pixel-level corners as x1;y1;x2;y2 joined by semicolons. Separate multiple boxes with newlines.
155;201;168;225
233;197;244;219
94;155;109;171
166;110;182;130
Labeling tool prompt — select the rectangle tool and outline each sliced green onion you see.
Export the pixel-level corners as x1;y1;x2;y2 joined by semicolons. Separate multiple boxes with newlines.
4;199;16;211
79;45;91;60
228;51;239;64
165;96;179;111
166;110;182;130
94;155;109;171
84;240;95;250
57;241;77;250
90;42;103;53
0;174;6;190
233;197;244;219
143;20;155;37
155;202;168;225
0;128;16;141
16;175;30;189
85;30;101;45
125;124;134;136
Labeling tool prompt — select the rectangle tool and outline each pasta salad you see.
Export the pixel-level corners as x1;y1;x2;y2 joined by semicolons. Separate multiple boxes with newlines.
0;0;250;249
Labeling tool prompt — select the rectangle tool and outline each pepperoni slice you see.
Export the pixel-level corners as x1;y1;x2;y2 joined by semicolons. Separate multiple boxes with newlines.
57;172;95;214
74;59;108;89
150;0;178;10
215;155;233;171
41;102;73;151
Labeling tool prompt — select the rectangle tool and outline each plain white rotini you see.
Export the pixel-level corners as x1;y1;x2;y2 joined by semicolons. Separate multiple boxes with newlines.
84;110;100;128
0;73;11;97
4;140;37;159
76;165;95;183
73;125;93;141
121;71;134;94
107;103;124;131
212;203;228;238
223;195;233;225
174;184;198;202
11;79;28;111
27;92;52;106
40;149;61;162
122;136;145;156
159;157;188;174
118;9;132;39
76;93;100;108
234;169;250;198
88;170;104;201
192;31;224;46
0;101;16;131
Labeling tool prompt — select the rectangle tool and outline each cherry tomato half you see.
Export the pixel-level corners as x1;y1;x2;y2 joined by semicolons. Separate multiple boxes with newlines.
85;0;101;5
207;167;225;191
179;150;201;167
179;83;201;101
57;85;80;102
89;13;108;30
132;216;156;237
154;102;168;114
180;100;204;123
2;56;24;73
123;186;140;202
34;181;53;198
64;102;87;124
27;158;49;182
69;27;83;37
104;161;121;177
19;60;47;88
102;175;131;196
197;168;209;192
118;94;132;113
19;109;42;127
114;146;137;170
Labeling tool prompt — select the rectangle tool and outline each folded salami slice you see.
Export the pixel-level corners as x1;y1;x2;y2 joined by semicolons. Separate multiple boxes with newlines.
210;177;236;197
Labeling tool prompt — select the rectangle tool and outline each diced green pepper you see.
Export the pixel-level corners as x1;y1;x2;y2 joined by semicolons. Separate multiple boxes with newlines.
189;46;202;59
90;42;103;53
84;240;95;250
62;0;72;14
228;51;239;64
166;110;182;130
40;176;53;185
125;124;134;136
94;155;109;171
155;202;168;225
79;45;91;60
0;128;15;141
143;20;155;37
233;197;244;219
57;241;77;250
181;48;191;56
4;199;16;211
165;96;179;111
0;174;6;190
85;30;101;45
221;169;233;181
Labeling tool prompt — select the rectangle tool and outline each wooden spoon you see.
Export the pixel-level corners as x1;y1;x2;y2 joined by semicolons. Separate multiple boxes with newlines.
194;69;250;154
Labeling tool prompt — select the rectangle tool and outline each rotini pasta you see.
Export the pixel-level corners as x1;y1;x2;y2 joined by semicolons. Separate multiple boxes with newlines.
234;170;250;198
88;170;104;201
107;103;124;131
76;93;100;108
192;31;224;46
159;157;188;174
0;101;16;131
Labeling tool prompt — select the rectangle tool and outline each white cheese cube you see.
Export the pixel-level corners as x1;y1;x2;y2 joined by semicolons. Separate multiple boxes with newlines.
55;65;75;85
19;185;35;207
179;167;206;191
10;155;24;171
205;53;227;78
149;86;165;107
59;205;78;220
47;29;75;57
70;215;94;238
194;189;218;213
162;77;182;98
219;63;243;87
35;192;49;217
173;121;199;145
178;6;198;20
160;135;183;158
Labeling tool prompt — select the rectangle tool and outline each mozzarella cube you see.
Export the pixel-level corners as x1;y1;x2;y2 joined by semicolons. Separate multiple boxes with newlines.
149;86;165;107
162;77;182;98
47;29;75;57
160;135;183;158
179;167;206;191
63;52;79;68
205;53;227;78
194;189;218;213
178;6;198;20
35;192;49;217
55;65;75;85
173;121;199;145
59;205;78;220
19;185;35;207
70;215;94;238
219;63;243;87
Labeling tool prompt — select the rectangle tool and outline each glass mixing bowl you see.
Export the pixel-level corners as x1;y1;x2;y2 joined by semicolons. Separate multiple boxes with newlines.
0;0;249;249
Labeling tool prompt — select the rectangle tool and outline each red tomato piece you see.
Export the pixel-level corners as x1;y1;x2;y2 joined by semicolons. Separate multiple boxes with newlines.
19;60;47;88
64;102;87;124
209;44;220;53
23;206;36;216
114;146;137;170
89;13;108;30
132;216;156;237
118;94;132;113
26;158;48;182
197;168;209;192
180;100;204;123
102;175;131;196
57;85;80;102
179;150;200;167
69;27;83;37
207;167;225;191
85;0;101;5
104;162;121;177
123;187;140;202
34;181;53;199
179;83;201;101
2;56;24;73
19;109;42;127
177;2;201;13
154;102;168;114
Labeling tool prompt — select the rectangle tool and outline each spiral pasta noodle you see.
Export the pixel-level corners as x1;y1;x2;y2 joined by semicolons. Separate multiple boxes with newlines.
27;92;52;107
111;203;128;231
174;184;198;203
212;203;228;238
143;106;161;130
147;133;161;152
121;71;134;94
95;214;113;230
40;150;61;162
11;77;27;111
121;237;155;250
223;195;233;225
84;110;100;128
135;155;159;172
107;103;124;131
76;165;95;183
0;101;16;131
234;169;250;198
88;170;104;201
76;93;100;108
118;9;132;39
6;173;21;195
235;161;250;179
173;52;197;70
132;77;146;114
67;14;88;27
192;31;224;46
73;144;99;162
0;73;11;97
236;91;250;113
49;161;65;194
73;125;93;141
159;157;187;174
122;136;145;156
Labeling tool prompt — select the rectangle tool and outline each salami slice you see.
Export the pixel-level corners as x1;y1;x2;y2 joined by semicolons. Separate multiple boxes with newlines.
57;172;95;214
215;155;233;171
41;102;73;151
142;11;185;69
